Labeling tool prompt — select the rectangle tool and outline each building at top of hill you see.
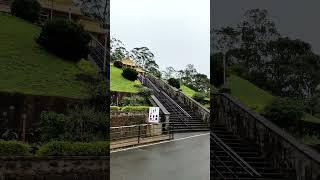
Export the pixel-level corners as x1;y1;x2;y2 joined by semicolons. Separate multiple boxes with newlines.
37;0;106;43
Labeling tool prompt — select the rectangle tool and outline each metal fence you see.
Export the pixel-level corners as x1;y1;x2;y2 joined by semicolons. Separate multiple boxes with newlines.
110;123;174;149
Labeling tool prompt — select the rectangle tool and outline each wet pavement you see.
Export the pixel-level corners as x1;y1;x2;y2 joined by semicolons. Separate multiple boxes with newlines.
110;132;209;180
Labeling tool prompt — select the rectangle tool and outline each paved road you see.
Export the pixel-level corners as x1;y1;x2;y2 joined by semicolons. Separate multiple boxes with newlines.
111;132;209;180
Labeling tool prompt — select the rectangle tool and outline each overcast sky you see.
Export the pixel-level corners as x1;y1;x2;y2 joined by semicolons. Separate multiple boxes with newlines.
111;0;210;76
212;0;320;54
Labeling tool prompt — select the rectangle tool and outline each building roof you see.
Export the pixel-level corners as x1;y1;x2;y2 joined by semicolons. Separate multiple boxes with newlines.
38;0;82;16
135;67;145;73
78;19;105;34
121;58;136;67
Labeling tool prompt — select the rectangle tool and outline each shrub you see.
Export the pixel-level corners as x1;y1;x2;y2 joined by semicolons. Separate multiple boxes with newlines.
39;111;67;142
65;105;107;141
37;19;91;62
110;106;120;112
36;141;108;156
77;59;97;76
264;98;305;128
122;68;138;81
168;78;180;89
0;140;31;155
121;95;146;106
113;61;123;68
229;64;248;78
11;0;40;23
121;106;150;112
137;87;152;101
192;92;206;102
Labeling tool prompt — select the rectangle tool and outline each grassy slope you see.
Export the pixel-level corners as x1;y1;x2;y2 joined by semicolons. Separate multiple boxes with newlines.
181;84;196;97
110;65;141;93
225;75;320;124
0;13;93;99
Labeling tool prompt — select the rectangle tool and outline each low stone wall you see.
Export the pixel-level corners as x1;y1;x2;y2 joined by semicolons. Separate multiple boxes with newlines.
110;111;148;127
146;74;210;125
0;156;109;180
213;93;320;180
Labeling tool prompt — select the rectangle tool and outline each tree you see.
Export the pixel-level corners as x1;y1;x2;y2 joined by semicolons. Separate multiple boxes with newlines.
110;38;129;62
180;64;197;86
162;67;176;80
168;78;180;89
266;37;314;96
213;26;240;84
130;47;155;69
75;0;109;28
192;73;210;93
264;98;305;135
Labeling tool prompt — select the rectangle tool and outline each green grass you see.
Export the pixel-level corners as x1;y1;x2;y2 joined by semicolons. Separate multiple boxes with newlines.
303;135;320;145
0;13;94;99
110;65;141;93
224;74;320;123
180;84;196;97
225;75;275;113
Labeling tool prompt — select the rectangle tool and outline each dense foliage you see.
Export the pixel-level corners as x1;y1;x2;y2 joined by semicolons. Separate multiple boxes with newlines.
168;78;180;89
40;105;107;142
213;9;320;100
36;141;108;156
121;96;146;106
110;106;149;112
264;98;305;128
192;92;206;103
113;60;123;68
37;19;91;62
0;140;30;155
11;0;40;23
122;68;138;81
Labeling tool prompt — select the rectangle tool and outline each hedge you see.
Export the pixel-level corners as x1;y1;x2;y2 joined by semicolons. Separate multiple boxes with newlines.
110;106;120;112
0;140;31;156
110;106;150;112
36;141;109;156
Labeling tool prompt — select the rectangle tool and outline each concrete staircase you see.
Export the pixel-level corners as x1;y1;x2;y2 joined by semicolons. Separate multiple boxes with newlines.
144;76;209;132
211;125;289;180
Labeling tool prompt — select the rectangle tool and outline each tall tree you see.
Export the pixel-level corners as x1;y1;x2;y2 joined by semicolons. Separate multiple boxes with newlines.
162;67;176;80
75;0;109;28
130;47;155;69
110;38;129;62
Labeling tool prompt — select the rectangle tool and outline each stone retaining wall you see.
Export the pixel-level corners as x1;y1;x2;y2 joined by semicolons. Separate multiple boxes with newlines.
110;111;148;127
0;156;109;180
213;93;320;180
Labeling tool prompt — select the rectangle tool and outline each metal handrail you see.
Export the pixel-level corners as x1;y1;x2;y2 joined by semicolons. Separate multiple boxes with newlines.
211;133;261;178
144;77;190;128
161;91;192;118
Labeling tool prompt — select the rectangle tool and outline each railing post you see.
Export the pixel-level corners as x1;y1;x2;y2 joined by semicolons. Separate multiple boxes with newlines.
138;125;141;144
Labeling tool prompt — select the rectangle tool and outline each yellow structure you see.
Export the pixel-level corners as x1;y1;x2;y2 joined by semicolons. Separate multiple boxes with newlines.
121;58;145;75
37;0;106;43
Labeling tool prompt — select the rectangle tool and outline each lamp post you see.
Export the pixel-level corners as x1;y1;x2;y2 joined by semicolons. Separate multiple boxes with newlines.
50;0;53;20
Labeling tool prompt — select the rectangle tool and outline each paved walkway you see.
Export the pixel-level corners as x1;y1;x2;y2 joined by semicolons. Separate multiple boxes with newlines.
110;132;209;180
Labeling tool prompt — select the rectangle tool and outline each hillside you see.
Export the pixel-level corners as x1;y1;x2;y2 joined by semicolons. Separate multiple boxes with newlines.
181;84;196;97
225;74;320;124
110;65;141;93
0;13;94;99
